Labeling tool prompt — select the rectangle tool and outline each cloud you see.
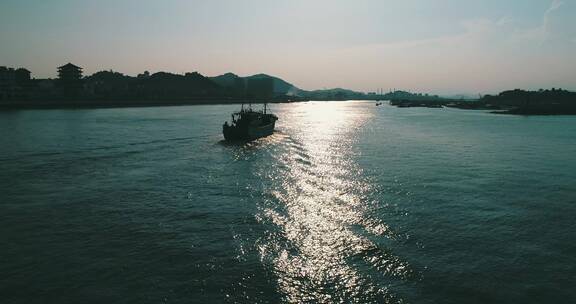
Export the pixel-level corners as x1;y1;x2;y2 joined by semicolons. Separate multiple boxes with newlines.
304;0;576;93
220;0;576;94
544;0;564;34
542;0;576;44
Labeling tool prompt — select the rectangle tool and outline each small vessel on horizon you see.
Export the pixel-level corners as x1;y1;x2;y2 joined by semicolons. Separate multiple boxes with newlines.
222;103;278;141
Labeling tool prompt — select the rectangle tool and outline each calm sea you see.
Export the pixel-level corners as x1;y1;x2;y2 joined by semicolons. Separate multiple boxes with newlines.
1;101;575;303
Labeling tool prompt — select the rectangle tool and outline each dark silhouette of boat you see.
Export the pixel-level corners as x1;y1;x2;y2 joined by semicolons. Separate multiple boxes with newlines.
223;104;278;141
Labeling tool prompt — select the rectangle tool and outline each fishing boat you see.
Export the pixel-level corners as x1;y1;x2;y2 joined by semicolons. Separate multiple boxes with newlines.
222;104;278;141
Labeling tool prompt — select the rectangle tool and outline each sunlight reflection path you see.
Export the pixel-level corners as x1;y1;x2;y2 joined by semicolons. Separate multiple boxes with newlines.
255;102;414;303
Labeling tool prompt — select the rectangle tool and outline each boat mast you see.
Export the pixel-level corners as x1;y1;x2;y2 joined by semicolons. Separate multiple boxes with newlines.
242;82;246;112
247;83;252;111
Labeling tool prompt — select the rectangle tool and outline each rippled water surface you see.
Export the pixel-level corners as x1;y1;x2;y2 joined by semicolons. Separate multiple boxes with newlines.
1;102;575;303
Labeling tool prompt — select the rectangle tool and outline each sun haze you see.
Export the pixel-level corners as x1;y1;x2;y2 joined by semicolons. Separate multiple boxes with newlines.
1;0;575;94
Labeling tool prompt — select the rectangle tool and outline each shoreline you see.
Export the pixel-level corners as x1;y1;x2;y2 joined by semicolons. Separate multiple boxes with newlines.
491;109;576;115
3;100;575;116
0;99;309;111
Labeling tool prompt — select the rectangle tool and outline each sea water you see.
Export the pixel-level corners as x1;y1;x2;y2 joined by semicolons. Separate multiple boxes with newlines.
1;101;575;303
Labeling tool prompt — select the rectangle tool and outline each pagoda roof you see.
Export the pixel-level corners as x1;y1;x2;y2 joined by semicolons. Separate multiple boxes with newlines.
58;63;82;70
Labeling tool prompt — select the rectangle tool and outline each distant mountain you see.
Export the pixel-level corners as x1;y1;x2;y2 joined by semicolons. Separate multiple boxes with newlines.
210;73;302;96
245;74;302;96
301;88;366;100
306;88;360;95
209;72;375;100
210;72;241;88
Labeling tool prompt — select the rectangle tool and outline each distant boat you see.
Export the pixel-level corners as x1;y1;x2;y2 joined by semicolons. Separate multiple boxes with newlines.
223;104;278;141
375;102;383;106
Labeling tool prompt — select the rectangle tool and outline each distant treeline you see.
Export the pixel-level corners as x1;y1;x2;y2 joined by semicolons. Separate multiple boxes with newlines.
0;70;291;107
389;88;576;115
1;63;451;109
480;88;576;114
0;65;372;108
2;64;574;114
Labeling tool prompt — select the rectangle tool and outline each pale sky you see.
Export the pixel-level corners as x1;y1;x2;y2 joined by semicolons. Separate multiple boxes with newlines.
1;0;575;94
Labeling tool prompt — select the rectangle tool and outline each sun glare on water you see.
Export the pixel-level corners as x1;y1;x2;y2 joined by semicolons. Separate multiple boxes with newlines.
252;101;414;303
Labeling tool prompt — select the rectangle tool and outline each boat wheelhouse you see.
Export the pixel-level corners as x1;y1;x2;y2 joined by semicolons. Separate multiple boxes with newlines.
223;105;277;141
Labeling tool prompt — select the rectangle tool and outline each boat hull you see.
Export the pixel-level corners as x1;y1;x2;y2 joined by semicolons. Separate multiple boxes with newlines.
223;120;276;141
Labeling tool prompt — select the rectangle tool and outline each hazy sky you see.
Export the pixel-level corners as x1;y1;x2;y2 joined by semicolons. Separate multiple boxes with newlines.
1;0;575;94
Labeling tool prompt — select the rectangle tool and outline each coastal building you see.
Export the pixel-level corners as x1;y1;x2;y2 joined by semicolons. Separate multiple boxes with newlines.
58;63;83;83
57;63;83;96
0;66;32;100
0;67;16;100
